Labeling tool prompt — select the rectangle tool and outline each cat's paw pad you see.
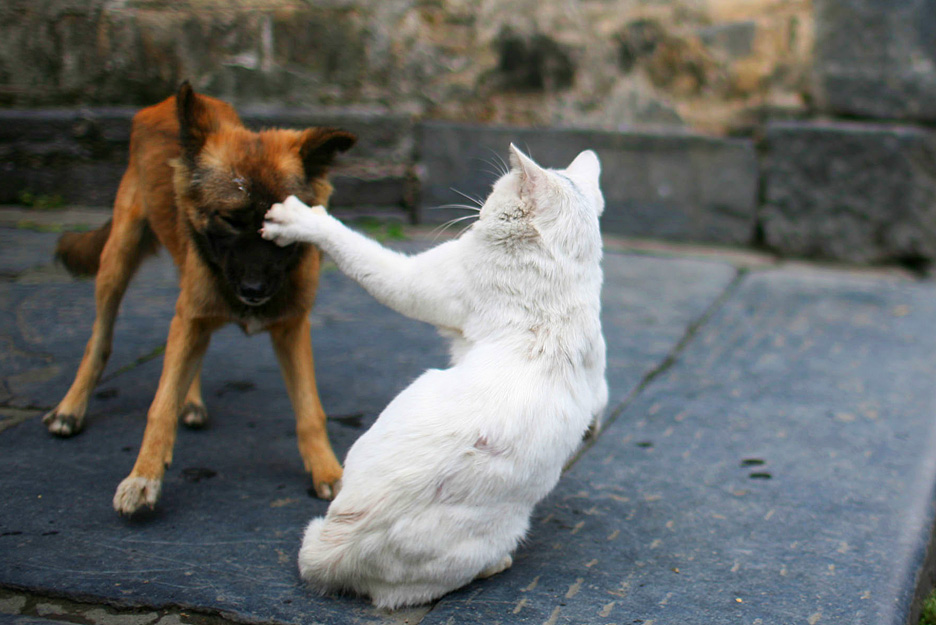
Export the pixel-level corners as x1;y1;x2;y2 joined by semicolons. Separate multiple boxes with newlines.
180;402;208;429
113;476;162;515
282;194;326;215
265;195;308;224
42;409;83;437
262;199;307;246
259;221;291;246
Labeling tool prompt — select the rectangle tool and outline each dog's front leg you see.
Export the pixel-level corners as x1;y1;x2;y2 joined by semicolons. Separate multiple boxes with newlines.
113;314;215;515
270;316;343;500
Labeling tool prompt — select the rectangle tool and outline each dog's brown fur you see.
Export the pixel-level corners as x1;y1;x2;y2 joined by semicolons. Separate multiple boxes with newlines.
46;82;355;515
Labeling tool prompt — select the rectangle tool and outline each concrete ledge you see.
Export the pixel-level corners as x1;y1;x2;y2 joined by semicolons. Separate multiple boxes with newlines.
10;109;936;267
417;121;760;246
761;120;936;264
0;108;414;211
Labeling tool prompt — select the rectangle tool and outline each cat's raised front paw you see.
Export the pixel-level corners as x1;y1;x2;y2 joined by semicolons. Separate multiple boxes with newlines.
262;196;327;246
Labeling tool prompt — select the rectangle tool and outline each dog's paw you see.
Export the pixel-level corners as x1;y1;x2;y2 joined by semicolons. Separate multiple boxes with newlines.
312;477;342;501
180;402;208;429
42;409;84;437
113;476;162;515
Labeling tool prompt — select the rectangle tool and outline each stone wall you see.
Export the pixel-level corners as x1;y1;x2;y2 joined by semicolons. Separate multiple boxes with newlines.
758;0;936;265
5;0;936;266
0;0;811;133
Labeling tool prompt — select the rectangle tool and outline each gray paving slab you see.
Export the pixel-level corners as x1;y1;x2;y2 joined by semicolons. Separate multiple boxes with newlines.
0;617;71;625
0;229;62;278
0;228;738;624
422;266;936;625
0;242;178;409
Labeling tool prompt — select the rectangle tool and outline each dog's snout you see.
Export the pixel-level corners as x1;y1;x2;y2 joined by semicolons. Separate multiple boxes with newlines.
237;280;271;306
240;280;265;297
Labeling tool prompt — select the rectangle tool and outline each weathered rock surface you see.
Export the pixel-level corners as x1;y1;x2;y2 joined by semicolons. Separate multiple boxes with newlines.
814;0;936;122
0;0;812;133
761;120;936;264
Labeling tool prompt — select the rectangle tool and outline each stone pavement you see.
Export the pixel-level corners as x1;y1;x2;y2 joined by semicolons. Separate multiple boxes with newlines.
2;214;936;625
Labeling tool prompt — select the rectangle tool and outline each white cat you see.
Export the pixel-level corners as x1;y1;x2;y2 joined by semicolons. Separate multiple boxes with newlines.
261;144;608;609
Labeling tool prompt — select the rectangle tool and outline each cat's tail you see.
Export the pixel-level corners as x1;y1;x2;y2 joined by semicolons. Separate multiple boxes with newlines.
297;516;358;595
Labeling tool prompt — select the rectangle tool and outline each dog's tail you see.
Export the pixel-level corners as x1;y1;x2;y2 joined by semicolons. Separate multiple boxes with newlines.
55;220;113;277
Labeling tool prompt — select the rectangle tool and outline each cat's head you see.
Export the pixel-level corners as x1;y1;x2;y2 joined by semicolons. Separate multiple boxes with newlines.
476;145;604;254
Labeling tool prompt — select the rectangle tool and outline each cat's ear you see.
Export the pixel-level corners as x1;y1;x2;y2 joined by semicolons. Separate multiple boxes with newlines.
566;150;601;185
567;149;605;216
509;144;546;200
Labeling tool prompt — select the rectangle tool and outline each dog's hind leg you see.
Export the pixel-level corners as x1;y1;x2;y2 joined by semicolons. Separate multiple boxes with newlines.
45;177;155;436
113;313;217;514
270;315;343;500
180;365;208;428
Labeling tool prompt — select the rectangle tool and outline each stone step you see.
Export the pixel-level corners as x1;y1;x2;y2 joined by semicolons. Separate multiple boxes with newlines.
5;111;936;267
417;121;759;247
0;107;415;213
761;120;936;266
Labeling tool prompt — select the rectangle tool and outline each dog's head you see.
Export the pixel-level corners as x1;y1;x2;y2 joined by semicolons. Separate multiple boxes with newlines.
170;82;356;308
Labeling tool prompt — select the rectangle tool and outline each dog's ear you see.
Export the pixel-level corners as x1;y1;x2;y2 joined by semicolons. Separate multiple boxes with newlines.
176;81;218;166
299;128;357;180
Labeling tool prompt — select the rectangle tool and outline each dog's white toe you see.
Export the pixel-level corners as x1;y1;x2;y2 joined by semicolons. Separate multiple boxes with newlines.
113;476;161;515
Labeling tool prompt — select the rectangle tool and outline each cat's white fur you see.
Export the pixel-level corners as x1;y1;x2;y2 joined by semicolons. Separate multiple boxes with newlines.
261;145;608;609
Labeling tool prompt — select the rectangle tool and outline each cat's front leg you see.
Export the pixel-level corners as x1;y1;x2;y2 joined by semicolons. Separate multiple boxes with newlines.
261;196;328;247
265;195;468;330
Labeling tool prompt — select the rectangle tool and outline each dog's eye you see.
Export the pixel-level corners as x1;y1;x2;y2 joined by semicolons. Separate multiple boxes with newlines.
216;212;245;231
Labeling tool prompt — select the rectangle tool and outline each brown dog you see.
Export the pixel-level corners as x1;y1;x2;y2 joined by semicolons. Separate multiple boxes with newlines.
46;82;354;515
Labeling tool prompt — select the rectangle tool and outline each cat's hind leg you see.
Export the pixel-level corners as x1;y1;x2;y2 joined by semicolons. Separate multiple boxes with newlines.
476;554;513;579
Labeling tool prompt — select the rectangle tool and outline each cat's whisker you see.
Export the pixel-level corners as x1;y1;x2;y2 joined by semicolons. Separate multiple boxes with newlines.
429;213;479;242
428;203;481;212
450;187;485;207
480;157;508;179
473;153;509;179
487;150;510;176
436;213;479;232
454;220;477;239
